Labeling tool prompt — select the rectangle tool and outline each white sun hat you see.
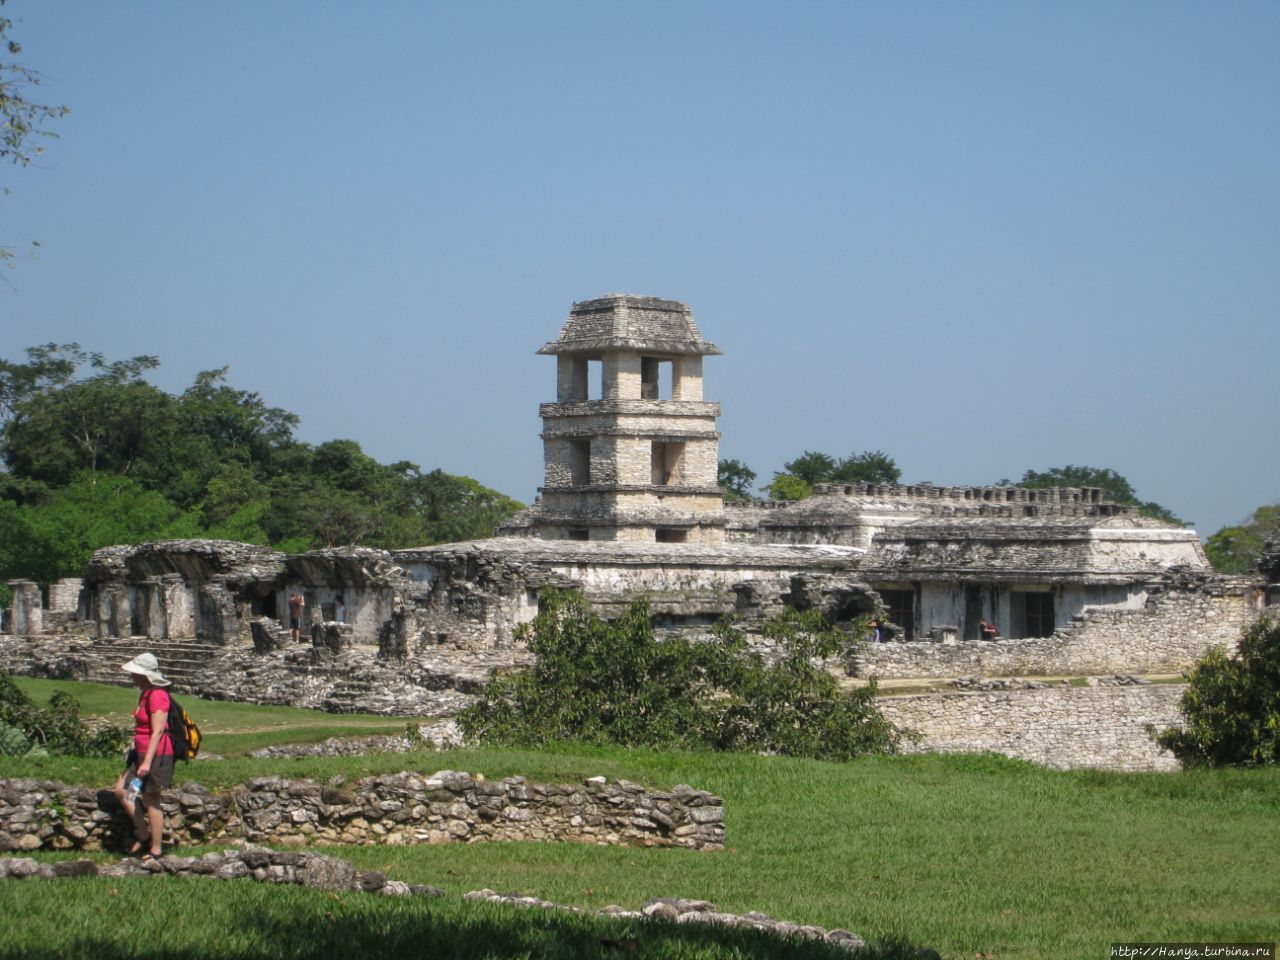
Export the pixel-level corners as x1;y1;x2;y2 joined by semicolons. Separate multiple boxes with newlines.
121;652;171;687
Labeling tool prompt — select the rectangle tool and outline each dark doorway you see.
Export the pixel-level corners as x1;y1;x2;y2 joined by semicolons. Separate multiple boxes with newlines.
877;588;916;641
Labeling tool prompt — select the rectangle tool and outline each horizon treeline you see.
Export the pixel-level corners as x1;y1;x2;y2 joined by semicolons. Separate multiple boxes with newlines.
0;344;523;588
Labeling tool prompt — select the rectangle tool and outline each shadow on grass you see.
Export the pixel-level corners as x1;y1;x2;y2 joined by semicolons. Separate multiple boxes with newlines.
8;890;925;960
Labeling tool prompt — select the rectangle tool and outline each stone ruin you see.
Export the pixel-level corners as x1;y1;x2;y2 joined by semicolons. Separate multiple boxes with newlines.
1;293;1274;771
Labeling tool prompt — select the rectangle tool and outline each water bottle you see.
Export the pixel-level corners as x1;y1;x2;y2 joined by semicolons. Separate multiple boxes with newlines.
125;777;143;803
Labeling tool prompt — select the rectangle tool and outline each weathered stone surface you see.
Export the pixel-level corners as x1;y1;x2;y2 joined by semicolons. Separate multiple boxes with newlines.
880;684;1184;772
0;772;725;853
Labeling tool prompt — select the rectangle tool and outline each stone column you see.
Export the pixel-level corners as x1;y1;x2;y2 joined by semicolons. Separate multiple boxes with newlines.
6;580;43;636
48;578;83;613
162;574;195;638
145;578;166;640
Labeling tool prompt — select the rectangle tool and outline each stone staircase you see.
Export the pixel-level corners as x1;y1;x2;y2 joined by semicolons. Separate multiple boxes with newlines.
79;638;222;694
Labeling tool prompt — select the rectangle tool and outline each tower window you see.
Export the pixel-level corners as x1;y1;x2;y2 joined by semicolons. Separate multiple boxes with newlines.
569;439;592;485
651;441;685;485
641;357;674;399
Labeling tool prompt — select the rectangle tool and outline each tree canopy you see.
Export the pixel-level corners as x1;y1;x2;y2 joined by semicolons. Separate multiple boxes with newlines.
458;589;903;761
716;458;756;501
0;344;523;587
766;449;901;500
1204;503;1280;574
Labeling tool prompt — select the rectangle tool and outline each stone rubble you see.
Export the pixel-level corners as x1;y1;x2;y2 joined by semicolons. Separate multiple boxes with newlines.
464;889;868;951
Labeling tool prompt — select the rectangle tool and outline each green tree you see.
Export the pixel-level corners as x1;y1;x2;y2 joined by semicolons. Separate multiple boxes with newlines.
459;589;902;761
765;473;812;501
1204;504;1280;574
771;449;901;500
1;1;69;263
1153;618;1280;767
1007;465;1183;524
0;472;198;584
783;451;838;486
717;458;757;501
832;450;901;485
1;349;171;486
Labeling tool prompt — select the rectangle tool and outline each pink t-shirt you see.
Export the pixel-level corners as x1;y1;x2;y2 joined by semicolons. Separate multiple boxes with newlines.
133;688;174;756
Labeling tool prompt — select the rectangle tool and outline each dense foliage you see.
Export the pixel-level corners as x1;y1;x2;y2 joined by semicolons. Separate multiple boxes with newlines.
1154;617;1280;767
458;589;902;761
1204;503;1279;574
0;674;126;757
0;344;523;586
765;449;901;500
716;457;756;501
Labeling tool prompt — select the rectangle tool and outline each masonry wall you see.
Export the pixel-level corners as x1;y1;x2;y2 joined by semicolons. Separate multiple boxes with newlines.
0;771;725;853
878;685;1183;772
852;581;1254;678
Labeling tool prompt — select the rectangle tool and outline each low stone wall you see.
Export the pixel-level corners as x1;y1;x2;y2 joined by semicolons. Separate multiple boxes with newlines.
853;581;1253;680
0;770;725;853
879;684;1184;772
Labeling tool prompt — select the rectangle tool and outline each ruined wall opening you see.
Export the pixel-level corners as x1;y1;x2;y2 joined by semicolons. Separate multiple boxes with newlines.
566;528;590;541
877;587;916;641
1011;590;1055;638
655;528;688;543
640;357;674;400
651;441;685;485
569;439;592;485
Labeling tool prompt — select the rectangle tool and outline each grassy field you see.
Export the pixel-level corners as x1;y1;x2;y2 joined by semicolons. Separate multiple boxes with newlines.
2;677;1278;959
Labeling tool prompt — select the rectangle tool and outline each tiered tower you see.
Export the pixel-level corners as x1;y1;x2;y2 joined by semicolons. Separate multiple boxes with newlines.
530;294;725;542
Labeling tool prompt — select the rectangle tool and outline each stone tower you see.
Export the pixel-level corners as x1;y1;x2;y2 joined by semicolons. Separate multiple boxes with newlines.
530;294;725;542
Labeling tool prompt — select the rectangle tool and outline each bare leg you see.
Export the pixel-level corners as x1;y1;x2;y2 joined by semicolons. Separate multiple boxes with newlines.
112;773;148;852
141;790;165;856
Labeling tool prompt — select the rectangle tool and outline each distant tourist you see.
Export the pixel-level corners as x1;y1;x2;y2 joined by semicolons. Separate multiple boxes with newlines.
288;592;305;642
334;595;345;624
869;619;883;643
112;653;174;860
980;618;998;641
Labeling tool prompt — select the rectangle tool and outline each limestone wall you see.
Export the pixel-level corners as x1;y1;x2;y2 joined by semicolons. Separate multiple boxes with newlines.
0;771;724;853
852;580;1255;679
879;685;1184;771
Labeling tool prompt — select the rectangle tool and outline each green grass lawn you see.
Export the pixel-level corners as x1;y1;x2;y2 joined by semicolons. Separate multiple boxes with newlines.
3;677;1278;959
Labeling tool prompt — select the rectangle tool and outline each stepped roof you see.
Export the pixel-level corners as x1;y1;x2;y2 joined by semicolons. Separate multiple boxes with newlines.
538;294;721;356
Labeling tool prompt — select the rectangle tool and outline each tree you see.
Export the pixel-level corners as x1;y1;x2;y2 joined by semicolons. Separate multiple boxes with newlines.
769;449;901;500
1204;504;1280;575
1007;465;1183;525
1153;618;1280;767
783;451;838;487
1;3;69;262
458;589;902;761
765;473;811;501
717;458;756;501
831;450;901;485
0;472;199;584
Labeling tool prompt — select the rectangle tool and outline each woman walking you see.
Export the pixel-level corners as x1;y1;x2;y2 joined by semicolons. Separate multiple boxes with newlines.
112;653;174;859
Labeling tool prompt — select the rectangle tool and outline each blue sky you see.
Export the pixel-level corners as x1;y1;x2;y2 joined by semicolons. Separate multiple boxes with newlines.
2;1;1277;538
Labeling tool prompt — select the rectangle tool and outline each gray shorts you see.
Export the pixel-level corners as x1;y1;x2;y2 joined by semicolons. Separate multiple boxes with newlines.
125;750;175;792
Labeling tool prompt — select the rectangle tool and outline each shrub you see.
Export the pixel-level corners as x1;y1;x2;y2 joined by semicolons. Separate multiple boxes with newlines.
458;589;902;761
1153;617;1280;766
0;674;128;757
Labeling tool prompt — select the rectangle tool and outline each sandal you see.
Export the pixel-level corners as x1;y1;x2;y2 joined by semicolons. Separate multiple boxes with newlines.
139;851;163;862
125;833;149;857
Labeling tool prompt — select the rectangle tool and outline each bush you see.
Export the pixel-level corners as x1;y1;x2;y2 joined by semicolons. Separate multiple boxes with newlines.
458;589;902;761
1154;617;1280;767
0;674;128;757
